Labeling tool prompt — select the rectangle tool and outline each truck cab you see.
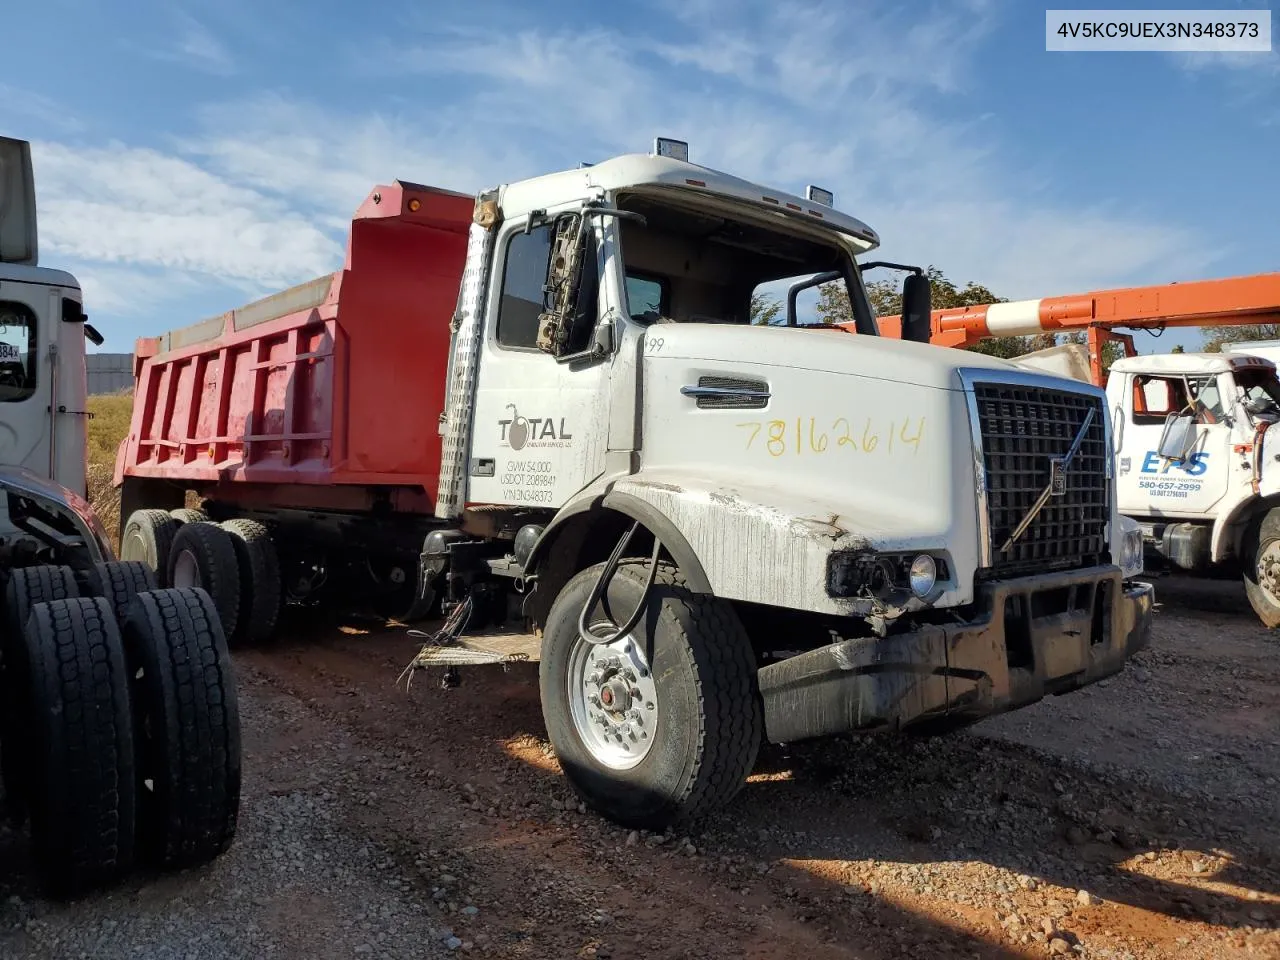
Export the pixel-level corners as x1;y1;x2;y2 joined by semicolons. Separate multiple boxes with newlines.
1108;351;1280;622
0;136;96;501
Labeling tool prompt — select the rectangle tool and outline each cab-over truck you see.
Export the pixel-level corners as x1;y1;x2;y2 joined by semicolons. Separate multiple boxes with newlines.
116;138;1154;829
0;135;240;896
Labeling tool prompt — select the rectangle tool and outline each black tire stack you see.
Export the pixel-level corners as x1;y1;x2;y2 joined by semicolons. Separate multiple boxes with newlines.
0;557;242;899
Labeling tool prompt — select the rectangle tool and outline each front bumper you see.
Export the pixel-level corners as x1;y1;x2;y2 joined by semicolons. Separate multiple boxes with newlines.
757;564;1154;744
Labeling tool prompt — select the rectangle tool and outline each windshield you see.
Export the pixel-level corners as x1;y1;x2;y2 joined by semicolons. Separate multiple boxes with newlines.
1235;368;1280;418
612;194;877;334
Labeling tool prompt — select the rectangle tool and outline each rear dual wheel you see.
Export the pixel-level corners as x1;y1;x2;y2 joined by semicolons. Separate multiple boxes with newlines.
125;510;283;646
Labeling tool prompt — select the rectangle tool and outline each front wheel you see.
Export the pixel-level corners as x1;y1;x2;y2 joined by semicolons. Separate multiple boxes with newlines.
539;560;762;830
1243;508;1280;629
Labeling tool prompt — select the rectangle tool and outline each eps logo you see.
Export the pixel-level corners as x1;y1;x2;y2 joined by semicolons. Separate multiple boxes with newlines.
1140;451;1210;476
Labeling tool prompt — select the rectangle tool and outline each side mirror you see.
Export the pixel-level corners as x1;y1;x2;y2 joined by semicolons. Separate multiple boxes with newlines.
1157;412;1196;462
593;319;614;355
1245;396;1277;418
901;273;932;343
535;213;587;357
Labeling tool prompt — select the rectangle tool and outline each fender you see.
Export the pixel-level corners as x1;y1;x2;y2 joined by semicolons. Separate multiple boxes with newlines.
523;475;711;594
528;468;972;618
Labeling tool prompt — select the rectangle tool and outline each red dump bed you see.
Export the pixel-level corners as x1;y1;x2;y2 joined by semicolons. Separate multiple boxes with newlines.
114;181;474;513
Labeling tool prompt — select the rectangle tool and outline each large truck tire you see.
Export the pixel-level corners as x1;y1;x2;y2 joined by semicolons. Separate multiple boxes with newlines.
170;507;209;525
121;509;181;583
22;597;137;898
219;518;282;644
122;587;241;868
0;563;81;820
85;561;158;625
166;522;241;642
1242;508;1280;629
539;560;762;830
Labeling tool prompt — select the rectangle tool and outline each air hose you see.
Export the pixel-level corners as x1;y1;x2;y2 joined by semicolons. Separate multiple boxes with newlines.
577;520;663;646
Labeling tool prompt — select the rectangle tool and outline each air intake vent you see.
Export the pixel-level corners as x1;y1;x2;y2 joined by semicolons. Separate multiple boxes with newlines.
681;376;770;409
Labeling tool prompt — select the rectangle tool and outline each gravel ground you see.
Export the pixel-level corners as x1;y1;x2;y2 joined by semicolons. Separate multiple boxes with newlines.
0;576;1276;960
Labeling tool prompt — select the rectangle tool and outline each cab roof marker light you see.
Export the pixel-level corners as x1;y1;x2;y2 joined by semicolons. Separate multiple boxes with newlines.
654;137;690;162
806;185;834;207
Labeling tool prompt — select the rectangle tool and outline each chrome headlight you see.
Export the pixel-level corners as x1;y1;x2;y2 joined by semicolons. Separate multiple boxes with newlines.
909;554;937;597
1118;516;1144;578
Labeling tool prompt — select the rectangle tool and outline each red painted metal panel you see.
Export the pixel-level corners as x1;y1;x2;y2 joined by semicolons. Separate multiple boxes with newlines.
115;181;474;514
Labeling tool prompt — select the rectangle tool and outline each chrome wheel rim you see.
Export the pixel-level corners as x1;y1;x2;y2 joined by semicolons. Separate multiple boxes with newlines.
566;627;658;770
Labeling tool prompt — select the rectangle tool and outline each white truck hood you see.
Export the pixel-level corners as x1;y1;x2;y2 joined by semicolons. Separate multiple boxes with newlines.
641;323;1023;390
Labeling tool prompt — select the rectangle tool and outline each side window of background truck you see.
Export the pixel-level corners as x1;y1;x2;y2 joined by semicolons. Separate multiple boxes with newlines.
496;224;553;349
0;301;37;403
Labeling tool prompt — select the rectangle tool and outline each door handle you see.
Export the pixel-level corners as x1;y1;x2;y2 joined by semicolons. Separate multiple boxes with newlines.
679;385;771;401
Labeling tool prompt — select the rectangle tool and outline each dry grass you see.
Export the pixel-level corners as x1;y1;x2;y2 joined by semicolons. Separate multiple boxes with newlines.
86;393;133;543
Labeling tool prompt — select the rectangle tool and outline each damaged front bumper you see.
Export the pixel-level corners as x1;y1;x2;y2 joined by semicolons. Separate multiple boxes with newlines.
757;564;1154;744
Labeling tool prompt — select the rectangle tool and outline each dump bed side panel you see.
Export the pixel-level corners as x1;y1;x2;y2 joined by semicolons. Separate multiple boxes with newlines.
117;182;474;512
123;291;341;486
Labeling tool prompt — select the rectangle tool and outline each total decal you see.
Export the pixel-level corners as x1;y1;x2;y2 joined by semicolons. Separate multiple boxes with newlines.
1136;450;1210;500
495;403;573;505
498;403;573;451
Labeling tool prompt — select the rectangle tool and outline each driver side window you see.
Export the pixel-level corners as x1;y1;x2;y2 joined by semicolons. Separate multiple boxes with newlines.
496;224;552;350
0;301;37;403
1131;374;1223;426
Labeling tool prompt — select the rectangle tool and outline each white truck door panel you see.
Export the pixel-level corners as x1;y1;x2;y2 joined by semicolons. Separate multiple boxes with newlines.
467;215;610;508
1116;371;1231;517
0;283;52;478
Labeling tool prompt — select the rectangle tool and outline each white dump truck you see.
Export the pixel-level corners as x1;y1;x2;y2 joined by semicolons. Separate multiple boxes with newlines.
0;135;240;897
117;137;1154;830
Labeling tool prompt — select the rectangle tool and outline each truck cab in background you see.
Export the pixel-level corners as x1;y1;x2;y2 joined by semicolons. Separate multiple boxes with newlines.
1105;351;1280;625
0;137;100;500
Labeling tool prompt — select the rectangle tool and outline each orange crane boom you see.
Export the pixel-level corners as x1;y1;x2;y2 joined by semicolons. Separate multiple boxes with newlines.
854;270;1280;385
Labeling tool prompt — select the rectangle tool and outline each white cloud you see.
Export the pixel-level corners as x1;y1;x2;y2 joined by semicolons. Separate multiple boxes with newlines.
21;0;1235;340
30;140;342;294
356;1;1212;299
147;12;236;76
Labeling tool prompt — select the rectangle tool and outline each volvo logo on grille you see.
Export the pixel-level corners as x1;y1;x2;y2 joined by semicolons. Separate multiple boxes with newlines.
1001;406;1096;553
1049;458;1068;497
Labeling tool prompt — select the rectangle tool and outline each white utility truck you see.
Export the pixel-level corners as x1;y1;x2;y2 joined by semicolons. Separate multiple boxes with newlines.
1097;348;1280;626
0;135;240;897
118;138;1154;830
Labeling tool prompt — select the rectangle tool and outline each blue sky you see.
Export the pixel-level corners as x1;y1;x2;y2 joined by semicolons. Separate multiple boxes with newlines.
2;0;1277;355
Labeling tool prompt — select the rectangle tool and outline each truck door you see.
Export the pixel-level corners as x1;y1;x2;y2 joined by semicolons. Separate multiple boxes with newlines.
466;209;614;509
0;285;53;478
1117;371;1231;518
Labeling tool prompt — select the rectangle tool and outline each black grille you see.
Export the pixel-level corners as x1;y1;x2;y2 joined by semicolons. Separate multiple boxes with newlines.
973;381;1110;578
